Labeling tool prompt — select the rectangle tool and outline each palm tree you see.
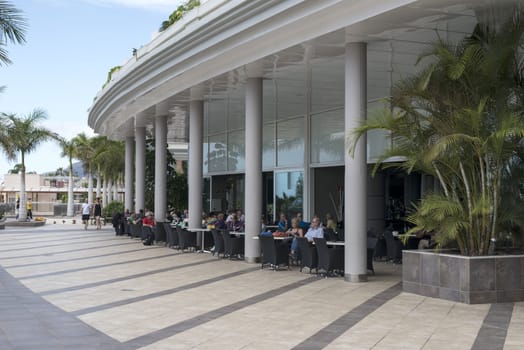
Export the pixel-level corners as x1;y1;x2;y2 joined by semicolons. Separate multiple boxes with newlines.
74;133;96;204
352;11;524;256
92;137;124;206
0;109;57;221
0;0;27;65
59;137;78;217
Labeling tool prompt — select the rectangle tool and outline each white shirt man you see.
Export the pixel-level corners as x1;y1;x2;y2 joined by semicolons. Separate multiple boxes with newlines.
82;202;91;215
305;217;324;242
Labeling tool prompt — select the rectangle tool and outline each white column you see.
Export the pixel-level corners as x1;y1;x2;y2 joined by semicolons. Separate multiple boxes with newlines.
245;78;263;262
188;100;203;229
154;115;167;222
345;42;368;282
125;136;134;212
87;173;93;206
135;126;146;213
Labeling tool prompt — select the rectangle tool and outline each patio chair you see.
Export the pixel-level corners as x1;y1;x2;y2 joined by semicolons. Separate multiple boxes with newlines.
313;237;344;277
162;223;179;249
221;231;244;259
296;237;318;273
324;228;338;241
259;235;290;270
141;225;155;245
178;228;198;252
211;229;225;257
154;222;167;243
130;222;142;238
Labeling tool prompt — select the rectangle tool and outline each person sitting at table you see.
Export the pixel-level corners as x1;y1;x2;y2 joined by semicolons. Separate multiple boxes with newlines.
276;212;289;232
226;213;243;232
325;213;338;231
142;211;156;245
296;212;310;231
305;216;324;242
288;217;304;260
214;213;227;230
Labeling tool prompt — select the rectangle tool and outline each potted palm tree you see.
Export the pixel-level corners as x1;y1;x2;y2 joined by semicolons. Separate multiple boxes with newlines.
352;12;524;303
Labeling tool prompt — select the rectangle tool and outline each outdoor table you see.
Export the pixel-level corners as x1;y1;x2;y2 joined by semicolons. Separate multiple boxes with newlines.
230;231;245;236
188;228;212;253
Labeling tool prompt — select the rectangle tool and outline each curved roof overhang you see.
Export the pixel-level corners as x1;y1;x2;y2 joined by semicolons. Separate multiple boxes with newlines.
88;0;520;141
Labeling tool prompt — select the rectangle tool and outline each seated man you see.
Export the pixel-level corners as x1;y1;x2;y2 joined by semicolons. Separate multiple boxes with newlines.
305;217;324;242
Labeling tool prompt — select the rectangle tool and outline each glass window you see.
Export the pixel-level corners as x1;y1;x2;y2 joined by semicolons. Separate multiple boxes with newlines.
276;79;306;119
263;79;276;122
207;133;227;173
207;99;227;134
263;123;276;169
311;109;345;164
228;129;245;172
277;117;304;167
311;57;344;114
275;171;304;219
228;92;245;130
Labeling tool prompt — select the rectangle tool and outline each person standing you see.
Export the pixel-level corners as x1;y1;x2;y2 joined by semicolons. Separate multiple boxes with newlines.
26;198;33;220
94;198;102;230
81;200;92;230
15;197;19;220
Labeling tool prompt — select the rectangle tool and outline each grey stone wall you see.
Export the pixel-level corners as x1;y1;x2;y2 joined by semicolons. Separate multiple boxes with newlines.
402;250;524;304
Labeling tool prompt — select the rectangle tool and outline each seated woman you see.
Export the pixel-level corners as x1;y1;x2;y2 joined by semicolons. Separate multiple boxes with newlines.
226;214;243;232
288;217;304;260
325;213;338;231
276;212;289;232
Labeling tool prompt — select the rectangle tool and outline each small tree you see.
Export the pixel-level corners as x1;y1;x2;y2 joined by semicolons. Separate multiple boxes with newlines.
0;109;58;221
352;12;524;256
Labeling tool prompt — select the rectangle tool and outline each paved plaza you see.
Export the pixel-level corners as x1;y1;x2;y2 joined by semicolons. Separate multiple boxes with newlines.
0;223;522;349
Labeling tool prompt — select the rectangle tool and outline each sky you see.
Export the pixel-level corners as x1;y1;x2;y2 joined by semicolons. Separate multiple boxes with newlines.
0;0;184;179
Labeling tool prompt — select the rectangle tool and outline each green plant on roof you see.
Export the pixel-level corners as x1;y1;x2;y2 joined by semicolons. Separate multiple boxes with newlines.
159;0;200;32
103;65;121;88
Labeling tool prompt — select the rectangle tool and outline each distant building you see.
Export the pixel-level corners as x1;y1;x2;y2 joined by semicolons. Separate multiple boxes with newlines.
0;173;123;216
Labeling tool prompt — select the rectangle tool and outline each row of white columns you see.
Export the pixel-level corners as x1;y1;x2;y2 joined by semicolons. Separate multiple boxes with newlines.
123;42;368;282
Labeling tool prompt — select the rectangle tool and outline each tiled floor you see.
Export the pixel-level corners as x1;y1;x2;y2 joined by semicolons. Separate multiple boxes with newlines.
0;223;521;349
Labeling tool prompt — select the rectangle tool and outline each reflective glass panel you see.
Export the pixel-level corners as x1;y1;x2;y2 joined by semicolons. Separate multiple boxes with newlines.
228;129;245;172
277;117;304;167
311;57;344;114
275;171;304;219
207;133;227;173
310;109;345;164
263;123;276;169
207;99;227;134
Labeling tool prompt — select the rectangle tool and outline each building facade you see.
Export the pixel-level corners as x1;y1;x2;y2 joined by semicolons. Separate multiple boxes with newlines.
88;0;519;281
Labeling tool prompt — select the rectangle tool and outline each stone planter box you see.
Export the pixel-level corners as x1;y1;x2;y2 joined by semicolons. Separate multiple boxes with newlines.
403;250;524;304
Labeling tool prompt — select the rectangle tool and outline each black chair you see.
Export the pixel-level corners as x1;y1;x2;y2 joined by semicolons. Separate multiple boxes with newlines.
141;225;155;245
155;222;167;243
259;235;290;270
178;228;198;252
313;237;344;277
163;223;179;249
141;225;152;240
211;229;225;257
383;230;403;263
296;237;318;273
130;222;142;238
221;231;244;259
324;228;338;241
337;228;344;242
